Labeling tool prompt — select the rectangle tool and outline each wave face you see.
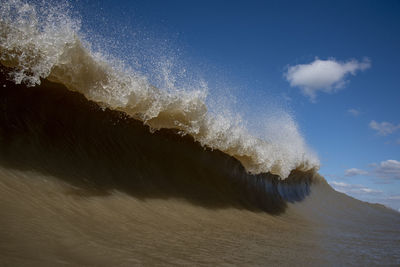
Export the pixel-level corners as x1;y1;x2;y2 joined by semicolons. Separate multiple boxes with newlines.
0;0;319;178
0;1;399;266
0;65;317;212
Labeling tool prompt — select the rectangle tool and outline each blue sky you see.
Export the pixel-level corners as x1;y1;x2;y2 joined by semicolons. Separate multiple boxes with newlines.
75;0;400;210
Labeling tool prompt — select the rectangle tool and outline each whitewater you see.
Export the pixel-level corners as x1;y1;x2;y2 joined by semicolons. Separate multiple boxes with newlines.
0;0;399;266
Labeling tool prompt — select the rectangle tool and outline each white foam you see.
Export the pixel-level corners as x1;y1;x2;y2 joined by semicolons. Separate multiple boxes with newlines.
0;0;319;178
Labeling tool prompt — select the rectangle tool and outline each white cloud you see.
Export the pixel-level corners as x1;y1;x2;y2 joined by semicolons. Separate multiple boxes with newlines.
372;160;400;180
347;108;361;117
345;168;368;176
330;181;382;195
346;160;400;181
369;120;400;136
330;181;349;187
329;182;400;210
285;58;371;101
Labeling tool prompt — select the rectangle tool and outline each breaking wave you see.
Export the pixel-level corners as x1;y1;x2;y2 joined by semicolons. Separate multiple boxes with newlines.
0;0;318;179
0;67;322;213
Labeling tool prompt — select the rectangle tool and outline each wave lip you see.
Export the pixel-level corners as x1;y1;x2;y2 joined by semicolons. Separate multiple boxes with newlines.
0;0;319;179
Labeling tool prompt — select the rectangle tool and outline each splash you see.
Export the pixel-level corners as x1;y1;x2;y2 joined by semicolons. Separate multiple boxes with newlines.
0;0;319;178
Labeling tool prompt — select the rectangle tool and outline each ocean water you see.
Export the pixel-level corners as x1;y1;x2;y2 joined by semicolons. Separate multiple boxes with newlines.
0;0;399;266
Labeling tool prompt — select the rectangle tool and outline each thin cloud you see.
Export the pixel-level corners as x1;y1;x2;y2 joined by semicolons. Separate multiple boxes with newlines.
347;108;361;117
330;182;400;210
373;160;400;180
345;168;368;176
369;120;400;136
347;160;400;181
330;181;382;195
285;58;371;101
